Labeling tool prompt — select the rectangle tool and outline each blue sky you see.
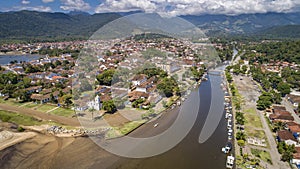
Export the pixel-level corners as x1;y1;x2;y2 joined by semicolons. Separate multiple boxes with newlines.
0;0;300;16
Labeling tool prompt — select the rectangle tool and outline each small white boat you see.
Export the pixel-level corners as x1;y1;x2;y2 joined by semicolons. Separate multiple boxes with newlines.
222;142;232;154
154;123;159;128
226;155;235;168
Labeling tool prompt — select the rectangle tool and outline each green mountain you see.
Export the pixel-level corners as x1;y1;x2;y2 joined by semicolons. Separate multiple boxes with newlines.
1;10;300;42
180;12;300;36
254;25;300;39
0;10;121;42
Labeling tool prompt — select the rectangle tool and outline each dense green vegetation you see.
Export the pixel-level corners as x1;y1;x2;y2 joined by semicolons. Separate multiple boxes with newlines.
102;100;117;113
277;141;296;162
0;10;121;43
247;41;300;64
0;110;42;126
96;69;115;86
157;77;180;97
1;11;300;43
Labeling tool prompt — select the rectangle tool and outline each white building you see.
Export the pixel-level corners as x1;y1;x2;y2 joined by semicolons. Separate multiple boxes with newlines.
87;95;102;111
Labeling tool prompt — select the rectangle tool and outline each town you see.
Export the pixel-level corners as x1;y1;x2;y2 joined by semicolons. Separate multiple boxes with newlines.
0;36;300;169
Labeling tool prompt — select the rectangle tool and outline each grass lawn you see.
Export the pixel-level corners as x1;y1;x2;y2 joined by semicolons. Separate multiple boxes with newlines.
0;98;24;106
50;107;74;117
0;110;42;126
23;102;40;109
105;120;147;139
114;120;146;136
246;129;266;139
244;108;263;129
36;104;56;112
251;148;272;164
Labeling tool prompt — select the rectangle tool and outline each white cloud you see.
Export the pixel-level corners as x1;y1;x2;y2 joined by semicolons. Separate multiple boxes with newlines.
13;6;52;12
42;0;55;3
21;0;30;5
95;0;300;16
60;0;91;11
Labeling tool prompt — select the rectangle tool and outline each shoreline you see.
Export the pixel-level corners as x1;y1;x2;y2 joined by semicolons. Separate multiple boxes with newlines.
0;131;37;151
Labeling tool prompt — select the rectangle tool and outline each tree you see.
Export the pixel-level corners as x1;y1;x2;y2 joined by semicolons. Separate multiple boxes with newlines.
236;131;246;141
225;71;232;83
241;65;248;74
256;92;273;110
237;140;245;147
132;98;145;108
102;100;117;113
281;151;293;162
16;89;31;102
96;69;115;86
277;82;291;96
236;112;245;125
61;94;73;108
271;90;282;104
157;77;179;98
22;77;31;88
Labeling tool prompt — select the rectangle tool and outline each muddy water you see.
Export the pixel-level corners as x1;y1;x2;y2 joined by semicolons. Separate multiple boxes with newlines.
0;72;228;169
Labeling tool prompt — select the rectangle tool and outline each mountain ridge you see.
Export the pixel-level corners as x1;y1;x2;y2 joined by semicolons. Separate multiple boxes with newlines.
0;10;300;42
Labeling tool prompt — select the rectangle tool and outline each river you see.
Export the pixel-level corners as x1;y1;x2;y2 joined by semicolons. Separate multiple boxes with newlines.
0;71;229;169
0;55;43;65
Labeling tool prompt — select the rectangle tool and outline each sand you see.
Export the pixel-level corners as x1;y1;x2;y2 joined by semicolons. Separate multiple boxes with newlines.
0;131;37;151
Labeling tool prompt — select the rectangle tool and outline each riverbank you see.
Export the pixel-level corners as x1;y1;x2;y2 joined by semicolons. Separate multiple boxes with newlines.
0;51;25;55
0;131;36;151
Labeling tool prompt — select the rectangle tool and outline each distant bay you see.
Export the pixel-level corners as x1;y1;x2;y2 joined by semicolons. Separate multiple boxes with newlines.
0;55;44;65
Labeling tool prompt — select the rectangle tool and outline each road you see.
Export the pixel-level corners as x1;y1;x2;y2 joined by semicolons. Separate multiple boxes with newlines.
282;98;300;124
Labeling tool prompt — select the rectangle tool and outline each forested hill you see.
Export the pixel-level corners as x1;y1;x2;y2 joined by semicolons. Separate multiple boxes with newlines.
0;10;121;42
254;25;300;39
1;10;300;43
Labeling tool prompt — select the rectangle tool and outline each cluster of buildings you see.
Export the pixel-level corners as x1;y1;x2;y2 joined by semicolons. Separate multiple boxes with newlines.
255;60;299;74
266;104;300;166
73;38;207;112
1;36;208;115
1;54;75;104
0;41;84;54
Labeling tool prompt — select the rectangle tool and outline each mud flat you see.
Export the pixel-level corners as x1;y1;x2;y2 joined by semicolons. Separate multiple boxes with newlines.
0;131;37;151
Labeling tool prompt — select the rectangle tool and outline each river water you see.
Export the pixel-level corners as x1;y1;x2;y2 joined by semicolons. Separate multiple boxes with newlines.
0;71;228;169
0;55;43;65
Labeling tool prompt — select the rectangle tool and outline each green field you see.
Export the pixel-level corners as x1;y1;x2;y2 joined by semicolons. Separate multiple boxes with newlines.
36;104;56;112
251;148;272;164
50;108;74;117
244;108;263;129
0;110;42;126
106;120;147;138
23;102;39;109
0;98;24;106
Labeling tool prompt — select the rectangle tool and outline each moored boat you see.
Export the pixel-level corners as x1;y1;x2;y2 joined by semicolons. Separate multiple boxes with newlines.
226;155;235;168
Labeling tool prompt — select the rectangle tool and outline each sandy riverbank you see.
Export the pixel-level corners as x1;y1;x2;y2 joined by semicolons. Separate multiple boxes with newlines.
0;130;37;151
0;52;24;55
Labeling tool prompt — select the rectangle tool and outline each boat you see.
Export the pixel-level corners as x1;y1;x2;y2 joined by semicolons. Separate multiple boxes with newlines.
222;142;232;154
154;123;159;128
226;155;235;168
